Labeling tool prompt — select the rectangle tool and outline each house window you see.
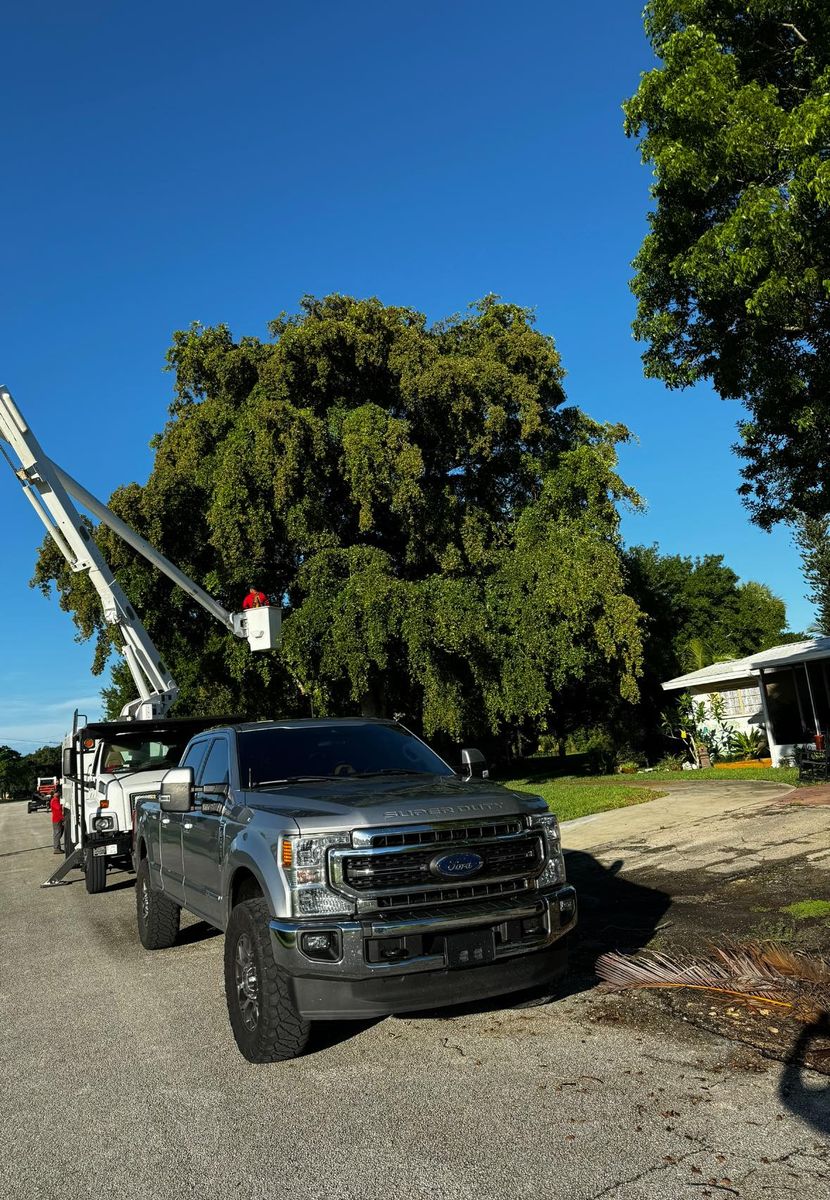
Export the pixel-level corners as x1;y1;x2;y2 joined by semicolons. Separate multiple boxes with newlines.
717;686;760;717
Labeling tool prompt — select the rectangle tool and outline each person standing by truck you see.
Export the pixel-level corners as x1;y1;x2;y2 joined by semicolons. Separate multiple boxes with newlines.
50;789;64;854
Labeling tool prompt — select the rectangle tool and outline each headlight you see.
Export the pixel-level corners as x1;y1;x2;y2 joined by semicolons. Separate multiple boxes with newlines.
529;811;566;887
93;814;117;832
279;834;353;916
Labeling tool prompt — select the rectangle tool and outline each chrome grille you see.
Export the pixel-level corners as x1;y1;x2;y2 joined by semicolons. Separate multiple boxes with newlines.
375;878;532;911
359;818;524;849
343;837;541;891
330;819;545;913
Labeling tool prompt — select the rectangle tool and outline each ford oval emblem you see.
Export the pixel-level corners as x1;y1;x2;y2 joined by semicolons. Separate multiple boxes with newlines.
430;851;484;879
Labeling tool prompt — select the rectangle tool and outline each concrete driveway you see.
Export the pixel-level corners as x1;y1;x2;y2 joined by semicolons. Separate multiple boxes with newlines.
563;780;830;876
1;797;828;1200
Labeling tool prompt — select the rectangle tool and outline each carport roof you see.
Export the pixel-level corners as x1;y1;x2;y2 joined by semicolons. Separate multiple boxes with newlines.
662;636;830;692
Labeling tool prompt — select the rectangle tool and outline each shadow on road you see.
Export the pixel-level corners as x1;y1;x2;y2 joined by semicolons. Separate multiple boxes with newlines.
779;1016;830;1135
0;844;52;857
177;920;222;946
305;1019;382;1055
403;852;671;1027
562;849;671;994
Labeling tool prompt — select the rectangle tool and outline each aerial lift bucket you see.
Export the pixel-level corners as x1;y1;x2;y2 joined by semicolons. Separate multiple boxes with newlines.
233;606;282;651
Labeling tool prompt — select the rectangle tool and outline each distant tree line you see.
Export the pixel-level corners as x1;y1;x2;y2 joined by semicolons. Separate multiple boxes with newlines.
0;743;60;799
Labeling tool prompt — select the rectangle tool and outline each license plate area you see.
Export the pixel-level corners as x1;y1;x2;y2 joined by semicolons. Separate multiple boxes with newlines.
444;929;496;969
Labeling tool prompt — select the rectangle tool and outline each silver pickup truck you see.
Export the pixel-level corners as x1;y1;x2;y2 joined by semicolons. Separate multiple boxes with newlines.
133;718;577;1062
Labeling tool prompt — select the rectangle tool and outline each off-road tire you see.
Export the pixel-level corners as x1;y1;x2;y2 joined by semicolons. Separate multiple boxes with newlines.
224;898;310;1063
85;848;107;894
135;857;180;949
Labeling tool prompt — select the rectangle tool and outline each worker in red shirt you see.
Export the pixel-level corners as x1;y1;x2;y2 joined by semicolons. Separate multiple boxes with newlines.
242;587;267;610
50;790;64;855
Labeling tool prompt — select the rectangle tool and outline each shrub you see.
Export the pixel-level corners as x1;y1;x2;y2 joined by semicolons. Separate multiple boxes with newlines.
730;729;769;761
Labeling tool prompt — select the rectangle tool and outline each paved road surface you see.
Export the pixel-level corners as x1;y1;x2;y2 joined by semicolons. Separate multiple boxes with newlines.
1;799;827;1200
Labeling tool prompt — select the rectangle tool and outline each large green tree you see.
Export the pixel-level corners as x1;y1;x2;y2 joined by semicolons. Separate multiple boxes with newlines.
625;545;790;675
795;514;830;632
625;2;830;528
621;544;795;753
33;296;643;755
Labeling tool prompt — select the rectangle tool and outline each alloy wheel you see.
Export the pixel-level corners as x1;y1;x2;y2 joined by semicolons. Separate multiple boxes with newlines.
235;933;260;1031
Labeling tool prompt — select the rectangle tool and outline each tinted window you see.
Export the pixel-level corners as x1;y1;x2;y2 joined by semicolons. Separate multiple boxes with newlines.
181;740;210;778
237;723;451;786
200;739;230;787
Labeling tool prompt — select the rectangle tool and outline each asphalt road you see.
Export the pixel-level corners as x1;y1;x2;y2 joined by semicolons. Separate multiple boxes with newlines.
1;800;828;1200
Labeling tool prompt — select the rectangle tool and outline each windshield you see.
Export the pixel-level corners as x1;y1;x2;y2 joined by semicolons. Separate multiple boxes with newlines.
100;736;191;774
237;723;452;786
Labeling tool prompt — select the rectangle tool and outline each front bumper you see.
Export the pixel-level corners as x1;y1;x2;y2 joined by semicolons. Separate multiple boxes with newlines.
87;830;132;858
269;885;577;1019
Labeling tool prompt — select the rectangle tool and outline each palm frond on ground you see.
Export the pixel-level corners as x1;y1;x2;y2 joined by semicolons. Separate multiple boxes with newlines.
596;943;830;1022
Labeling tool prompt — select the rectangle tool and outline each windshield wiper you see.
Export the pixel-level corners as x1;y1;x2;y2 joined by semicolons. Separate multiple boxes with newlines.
250;776;339;787
353;769;435;778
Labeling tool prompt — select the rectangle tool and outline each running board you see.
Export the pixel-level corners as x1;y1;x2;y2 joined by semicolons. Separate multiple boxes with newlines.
41;848;84;887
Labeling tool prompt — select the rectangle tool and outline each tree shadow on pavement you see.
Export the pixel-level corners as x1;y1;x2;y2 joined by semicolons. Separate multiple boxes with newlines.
561;850;671;995
779;1015;830;1135
398;851;672;1024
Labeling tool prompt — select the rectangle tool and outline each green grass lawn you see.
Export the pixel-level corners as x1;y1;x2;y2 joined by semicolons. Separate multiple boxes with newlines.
628;765;798;784
501;776;664;822
499;763;798;823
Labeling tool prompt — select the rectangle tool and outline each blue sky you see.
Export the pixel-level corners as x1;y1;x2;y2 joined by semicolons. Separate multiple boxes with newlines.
0;1;811;751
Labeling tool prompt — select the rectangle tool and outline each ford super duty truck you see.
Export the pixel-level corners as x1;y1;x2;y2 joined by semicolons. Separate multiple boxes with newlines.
133;717;577;1063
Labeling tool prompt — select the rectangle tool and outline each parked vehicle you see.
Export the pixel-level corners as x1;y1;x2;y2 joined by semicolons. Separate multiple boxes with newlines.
27;793;52;813
134;718;577;1063
60;715;243;891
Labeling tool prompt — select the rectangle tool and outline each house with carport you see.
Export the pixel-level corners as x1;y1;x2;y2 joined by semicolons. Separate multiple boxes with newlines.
662;637;830;767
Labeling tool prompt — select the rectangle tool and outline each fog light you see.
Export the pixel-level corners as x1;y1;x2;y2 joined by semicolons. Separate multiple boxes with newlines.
558;893;576;926
300;931;341;962
522;916;545;937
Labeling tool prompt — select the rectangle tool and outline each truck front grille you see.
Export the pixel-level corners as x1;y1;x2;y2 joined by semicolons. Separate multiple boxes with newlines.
361;818;524;849
375;878;532;911
330;819;545;914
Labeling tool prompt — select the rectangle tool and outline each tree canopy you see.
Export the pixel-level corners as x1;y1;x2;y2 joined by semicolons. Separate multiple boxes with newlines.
625;545;791;676
625;2;830;527
618;544;796;756
795;514;830;633
33;295;644;754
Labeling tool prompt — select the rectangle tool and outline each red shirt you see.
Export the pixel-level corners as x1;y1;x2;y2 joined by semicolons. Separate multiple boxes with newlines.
242;591;267;610
50;796;63;824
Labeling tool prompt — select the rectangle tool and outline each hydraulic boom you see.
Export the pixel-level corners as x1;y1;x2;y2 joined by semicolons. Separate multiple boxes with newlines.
0;385;280;719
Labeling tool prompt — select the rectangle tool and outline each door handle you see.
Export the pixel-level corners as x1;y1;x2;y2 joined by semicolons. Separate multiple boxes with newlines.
182;821;194;830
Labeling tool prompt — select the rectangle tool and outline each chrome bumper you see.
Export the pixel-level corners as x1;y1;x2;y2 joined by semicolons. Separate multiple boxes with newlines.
268;885;577;982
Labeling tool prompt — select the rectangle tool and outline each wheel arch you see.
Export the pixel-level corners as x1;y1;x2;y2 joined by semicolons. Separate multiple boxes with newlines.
227;860;271;922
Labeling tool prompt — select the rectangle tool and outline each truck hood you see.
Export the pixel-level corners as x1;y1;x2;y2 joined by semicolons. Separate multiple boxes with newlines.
242;774;548;833
93;768;169;807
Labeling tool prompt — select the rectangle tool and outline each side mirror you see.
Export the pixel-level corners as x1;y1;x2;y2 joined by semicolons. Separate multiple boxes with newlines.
159;766;195;813
62;747;76;778
460;748;488;781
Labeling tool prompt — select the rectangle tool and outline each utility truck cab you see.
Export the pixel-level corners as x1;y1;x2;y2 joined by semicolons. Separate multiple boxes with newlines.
62;716;240;894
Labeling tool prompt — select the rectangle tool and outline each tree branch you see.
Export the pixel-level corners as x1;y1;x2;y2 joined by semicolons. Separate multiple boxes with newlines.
783;22;808;45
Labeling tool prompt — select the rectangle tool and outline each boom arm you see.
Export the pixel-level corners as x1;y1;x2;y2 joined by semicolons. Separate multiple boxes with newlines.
0;386;280;720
